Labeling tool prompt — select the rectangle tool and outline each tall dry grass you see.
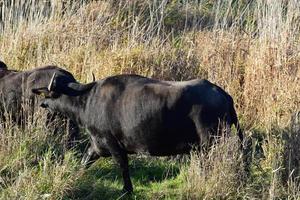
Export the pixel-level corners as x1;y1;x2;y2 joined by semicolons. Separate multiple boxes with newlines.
0;0;299;199
183;135;245;199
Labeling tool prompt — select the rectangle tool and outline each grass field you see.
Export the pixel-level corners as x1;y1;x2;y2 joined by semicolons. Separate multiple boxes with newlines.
0;0;299;199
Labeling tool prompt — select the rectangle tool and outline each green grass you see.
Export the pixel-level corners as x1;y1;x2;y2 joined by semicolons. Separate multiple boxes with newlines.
66;157;184;200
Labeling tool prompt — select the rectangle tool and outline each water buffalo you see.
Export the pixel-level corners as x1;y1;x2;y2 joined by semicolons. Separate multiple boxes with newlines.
32;73;243;193
0;61;79;146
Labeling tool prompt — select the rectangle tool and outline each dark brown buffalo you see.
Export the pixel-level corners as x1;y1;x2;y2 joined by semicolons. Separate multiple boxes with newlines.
32;73;243;193
0;61;79;146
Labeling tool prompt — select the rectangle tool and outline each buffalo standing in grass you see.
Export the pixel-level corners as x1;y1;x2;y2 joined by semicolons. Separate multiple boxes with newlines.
0;61;79;146
32;73;243;193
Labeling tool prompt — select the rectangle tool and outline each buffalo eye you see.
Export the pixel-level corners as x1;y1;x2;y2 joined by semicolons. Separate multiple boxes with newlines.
40;102;48;108
46;91;60;99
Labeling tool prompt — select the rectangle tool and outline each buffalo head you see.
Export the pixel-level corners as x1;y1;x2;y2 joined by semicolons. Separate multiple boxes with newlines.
32;73;96;113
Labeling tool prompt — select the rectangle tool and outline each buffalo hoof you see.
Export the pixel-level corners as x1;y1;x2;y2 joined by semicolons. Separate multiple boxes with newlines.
81;155;92;168
122;186;133;195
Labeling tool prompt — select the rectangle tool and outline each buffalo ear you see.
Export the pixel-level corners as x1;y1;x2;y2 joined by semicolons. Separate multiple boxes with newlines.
67;82;96;94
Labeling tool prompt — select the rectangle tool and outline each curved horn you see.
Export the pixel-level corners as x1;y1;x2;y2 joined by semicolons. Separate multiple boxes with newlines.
92;72;96;82
48;72;56;91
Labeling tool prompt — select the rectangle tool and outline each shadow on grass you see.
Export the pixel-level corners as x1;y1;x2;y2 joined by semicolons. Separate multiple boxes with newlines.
65;156;183;200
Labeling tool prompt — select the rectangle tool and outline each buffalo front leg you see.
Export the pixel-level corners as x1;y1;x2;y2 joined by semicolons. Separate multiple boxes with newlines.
106;137;133;193
115;151;132;193
66;119;80;148
118;151;132;193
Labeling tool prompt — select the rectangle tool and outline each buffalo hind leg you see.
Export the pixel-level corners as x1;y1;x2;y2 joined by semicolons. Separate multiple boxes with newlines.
192;117;210;151
81;145;100;168
81;144;111;168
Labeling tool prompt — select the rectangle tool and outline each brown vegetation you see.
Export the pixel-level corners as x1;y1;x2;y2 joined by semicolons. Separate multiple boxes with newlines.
0;0;299;199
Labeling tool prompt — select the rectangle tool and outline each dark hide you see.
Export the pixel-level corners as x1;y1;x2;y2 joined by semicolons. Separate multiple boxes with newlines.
33;74;243;193
0;61;7;69
0;62;80;147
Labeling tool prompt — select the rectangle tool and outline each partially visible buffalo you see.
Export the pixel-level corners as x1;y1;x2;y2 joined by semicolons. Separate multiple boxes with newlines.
32;74;243;193
0;61;79;146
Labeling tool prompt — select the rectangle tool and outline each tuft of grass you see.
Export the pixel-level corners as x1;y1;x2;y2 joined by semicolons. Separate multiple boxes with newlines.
0;110;82;199
183;135;245;199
